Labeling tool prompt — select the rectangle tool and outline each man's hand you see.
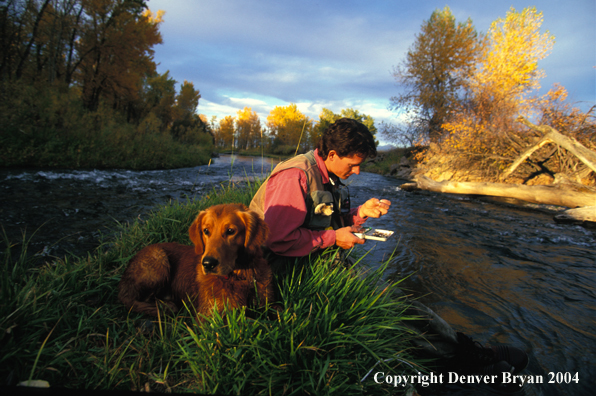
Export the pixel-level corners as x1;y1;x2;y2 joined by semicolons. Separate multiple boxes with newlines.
358;198;391;218
335;226;365;249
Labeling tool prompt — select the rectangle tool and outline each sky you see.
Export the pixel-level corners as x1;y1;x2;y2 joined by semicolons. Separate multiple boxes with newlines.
146;0;595;131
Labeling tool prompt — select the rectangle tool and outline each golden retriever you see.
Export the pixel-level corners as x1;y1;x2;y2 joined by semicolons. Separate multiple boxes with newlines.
118;203;275;317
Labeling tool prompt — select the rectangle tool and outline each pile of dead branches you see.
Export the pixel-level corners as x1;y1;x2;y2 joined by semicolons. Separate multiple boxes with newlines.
404;114;596;225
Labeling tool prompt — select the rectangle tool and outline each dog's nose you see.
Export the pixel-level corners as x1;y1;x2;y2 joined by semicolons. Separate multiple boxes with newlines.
202;256;219;271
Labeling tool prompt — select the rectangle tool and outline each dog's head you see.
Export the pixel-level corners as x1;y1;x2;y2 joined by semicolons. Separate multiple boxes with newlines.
188;203;269;276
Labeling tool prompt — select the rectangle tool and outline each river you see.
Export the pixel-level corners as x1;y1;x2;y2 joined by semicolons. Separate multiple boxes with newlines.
1;154;594;396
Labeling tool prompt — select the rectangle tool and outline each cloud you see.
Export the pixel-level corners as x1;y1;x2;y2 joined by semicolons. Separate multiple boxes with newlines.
149;0;595;127
225;97;267;108
198;100;239;121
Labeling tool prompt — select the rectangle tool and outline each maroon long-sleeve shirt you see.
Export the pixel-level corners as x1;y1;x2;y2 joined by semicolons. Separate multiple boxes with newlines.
262;149;367;257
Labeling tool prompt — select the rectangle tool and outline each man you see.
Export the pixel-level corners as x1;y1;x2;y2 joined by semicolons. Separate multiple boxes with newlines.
250;118;528;388
251;117;388;258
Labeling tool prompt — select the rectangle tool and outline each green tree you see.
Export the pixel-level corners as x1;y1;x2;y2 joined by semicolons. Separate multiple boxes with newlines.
315;108;378;147
390;6;482;142
175;80;201;117
171;80;204;141
1;0;64;82
140;70;177;130
315;108;340;135
76;1;163;112
0;0;214;169
339;108;377;143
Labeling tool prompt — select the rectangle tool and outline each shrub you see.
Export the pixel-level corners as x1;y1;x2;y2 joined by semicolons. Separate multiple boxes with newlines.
0;82;212;170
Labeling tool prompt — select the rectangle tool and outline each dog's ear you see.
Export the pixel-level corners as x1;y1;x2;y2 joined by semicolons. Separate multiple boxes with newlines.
239;208;269;255
188;211;206;256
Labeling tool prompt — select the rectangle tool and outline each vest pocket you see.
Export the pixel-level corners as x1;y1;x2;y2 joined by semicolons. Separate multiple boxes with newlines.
308;190;334;230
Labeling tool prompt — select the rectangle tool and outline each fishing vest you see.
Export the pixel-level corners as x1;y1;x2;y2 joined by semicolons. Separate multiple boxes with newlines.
249;151;350;231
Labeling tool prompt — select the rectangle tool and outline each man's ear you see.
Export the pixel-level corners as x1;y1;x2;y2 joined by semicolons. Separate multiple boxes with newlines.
327;150;338;161
188;211;206;256
239;209;269;256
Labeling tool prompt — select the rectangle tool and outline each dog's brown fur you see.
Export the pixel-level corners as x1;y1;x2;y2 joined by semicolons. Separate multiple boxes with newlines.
118;203;274;317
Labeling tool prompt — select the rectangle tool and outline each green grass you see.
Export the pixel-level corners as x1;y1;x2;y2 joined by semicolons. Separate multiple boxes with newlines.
0;180;425;394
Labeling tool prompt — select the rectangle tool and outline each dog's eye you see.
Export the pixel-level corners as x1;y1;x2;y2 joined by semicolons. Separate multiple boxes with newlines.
226;228;235;235
203;228;210;236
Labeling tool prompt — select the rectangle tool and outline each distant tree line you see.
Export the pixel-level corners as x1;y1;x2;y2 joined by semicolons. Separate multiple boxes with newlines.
0;0;382;167
209;105;378;156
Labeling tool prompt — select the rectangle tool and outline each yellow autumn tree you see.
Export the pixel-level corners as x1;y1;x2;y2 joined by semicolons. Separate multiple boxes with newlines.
216;115;236;149
236;107;262;150
266;104;313;154
431;7;557;180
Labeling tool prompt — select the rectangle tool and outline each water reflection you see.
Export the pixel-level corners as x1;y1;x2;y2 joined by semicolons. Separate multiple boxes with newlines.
346;171;595;396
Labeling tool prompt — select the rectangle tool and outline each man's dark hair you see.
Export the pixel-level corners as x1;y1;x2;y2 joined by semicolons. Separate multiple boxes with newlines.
316;118;377;160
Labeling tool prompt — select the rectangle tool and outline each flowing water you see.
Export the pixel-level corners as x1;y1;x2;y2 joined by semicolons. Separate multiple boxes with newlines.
1;154;594;396
348;171;595;396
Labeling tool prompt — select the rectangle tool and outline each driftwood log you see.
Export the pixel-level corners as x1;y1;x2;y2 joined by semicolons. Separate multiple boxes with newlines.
412;175;596;208
403;118;596;224
554;206;596;226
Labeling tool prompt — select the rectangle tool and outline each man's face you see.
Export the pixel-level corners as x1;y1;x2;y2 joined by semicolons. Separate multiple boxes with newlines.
325;150;366;179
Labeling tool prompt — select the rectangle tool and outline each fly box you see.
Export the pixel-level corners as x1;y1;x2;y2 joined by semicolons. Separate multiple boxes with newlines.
353;227;394;241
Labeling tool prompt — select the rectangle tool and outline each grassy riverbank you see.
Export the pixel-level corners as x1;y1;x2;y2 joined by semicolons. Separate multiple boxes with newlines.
1;181;423;394
1;126;213;170
0;85;213;170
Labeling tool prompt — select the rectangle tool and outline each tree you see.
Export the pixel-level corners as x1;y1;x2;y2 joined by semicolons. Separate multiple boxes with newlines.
217;115;235;149
15;0;52;80
236;107;262;150
378;119;424;148
175;80;200;117
315;108;340;136
412;7;595;187
315;108;378;147
390;6;482;142
339;108;378;144
170;80;203;141
140;70;176;130
266;103;312;153
472;7;553;101
76;1;163;111
441;7;556;166
1;0;53;81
